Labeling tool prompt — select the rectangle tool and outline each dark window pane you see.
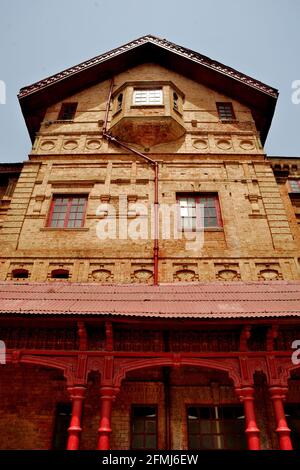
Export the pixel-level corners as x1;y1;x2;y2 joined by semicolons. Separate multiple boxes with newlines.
217;102;235;121
145;434;156;449
145;420;156;433
52;403;72;450
188;435;199;449
202;435;214;449
285;404;300;450
58;103;77;120
131;406;157;450
188;421;199;434
133;406;156;418
133;419;144;433
198;407;211;420
132;435;144;449
199;420;211;433
187;406;246;450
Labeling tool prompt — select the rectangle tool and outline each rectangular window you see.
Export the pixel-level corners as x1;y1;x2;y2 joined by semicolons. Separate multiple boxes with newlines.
217;102;235;121
58;102;77;120
187;405;246;450
52;403;72;450
177;193;222;230
47;195;87;228
285;404;300;450
289;180;300;193
131;406;157;450
133;89;163;106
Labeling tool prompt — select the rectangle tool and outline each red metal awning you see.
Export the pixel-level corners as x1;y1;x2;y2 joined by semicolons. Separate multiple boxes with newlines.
0;280;299;319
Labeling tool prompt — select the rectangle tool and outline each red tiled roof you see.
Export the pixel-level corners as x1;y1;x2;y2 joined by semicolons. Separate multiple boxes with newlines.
0;281;299;319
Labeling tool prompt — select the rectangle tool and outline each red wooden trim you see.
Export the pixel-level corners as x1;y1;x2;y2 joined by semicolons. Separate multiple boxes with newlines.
47;195;88;228
47;198;56;227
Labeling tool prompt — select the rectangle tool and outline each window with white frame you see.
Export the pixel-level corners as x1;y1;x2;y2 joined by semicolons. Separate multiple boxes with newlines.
133;89;163;106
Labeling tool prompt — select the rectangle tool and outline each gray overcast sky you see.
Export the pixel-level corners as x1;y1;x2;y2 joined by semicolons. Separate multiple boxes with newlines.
0;0;299;163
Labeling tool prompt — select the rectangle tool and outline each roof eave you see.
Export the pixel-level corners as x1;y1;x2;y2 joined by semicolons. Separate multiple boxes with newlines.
18;36;278;144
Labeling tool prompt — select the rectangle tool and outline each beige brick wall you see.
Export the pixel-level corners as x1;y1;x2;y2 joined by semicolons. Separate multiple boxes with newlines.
0;63;299;282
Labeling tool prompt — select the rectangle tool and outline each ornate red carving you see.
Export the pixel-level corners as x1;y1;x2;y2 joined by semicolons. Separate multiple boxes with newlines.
105;322;114;352
239;326;251;352
266;325;278;352
75;353;88;384
77;322;87;351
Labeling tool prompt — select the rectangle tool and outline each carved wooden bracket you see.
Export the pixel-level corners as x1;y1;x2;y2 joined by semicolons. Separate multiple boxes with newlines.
239;325;251;352
266;325;279;352
77;321;87;351
105;321;114;352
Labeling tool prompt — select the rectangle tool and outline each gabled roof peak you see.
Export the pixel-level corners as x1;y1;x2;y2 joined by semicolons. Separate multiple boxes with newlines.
18;34;278;144
19;34;277;99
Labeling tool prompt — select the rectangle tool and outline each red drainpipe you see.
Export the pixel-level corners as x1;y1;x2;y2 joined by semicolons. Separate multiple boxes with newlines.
102;79;159;286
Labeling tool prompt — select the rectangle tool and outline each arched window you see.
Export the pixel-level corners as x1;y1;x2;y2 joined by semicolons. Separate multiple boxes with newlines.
51;269;69;280
11;268;29;279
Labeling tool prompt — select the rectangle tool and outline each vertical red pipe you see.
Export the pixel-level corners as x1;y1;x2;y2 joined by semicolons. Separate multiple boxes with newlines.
236;386;261;450
153;161;159;285
97;386;115;450
66;386;86;450
102;79;114;134
102;78;160;285
269;387;293;450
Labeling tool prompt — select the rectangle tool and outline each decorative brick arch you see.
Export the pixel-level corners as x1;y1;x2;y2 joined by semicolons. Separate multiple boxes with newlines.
113;356;242;388
6;353;76;385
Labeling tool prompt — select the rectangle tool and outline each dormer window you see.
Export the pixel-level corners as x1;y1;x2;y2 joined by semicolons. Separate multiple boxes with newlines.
133;89;163;106
110;82;185;146
217;102;235;121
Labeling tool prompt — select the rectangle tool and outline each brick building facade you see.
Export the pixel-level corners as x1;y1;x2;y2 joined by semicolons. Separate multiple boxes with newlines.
0;35;300;450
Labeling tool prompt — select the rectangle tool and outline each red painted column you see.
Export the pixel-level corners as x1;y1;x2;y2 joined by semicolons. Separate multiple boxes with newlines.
97;386;116;450
66;386;86;450
236;386;261;450
269;386;292;450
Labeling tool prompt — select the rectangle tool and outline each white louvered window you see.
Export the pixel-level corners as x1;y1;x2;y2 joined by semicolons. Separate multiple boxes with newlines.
133;89;163;106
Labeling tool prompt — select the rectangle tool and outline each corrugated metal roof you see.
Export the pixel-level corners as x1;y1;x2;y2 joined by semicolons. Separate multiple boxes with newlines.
0;280;299;319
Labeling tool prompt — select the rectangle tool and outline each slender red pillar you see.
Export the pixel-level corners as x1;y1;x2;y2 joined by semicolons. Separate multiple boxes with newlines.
97;386;115;450
269;386;292;450
66;386;86;450
236;386;261;450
